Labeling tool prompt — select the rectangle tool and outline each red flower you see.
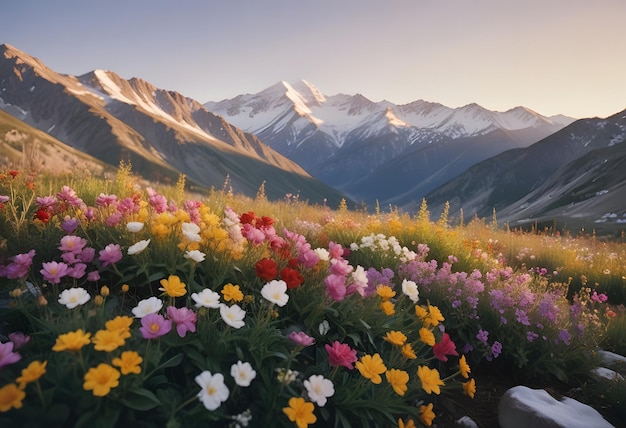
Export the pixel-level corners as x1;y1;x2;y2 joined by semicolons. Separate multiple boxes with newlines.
239;211;256;225
8;170;19;178
280;267;304;289
255;258;278;281
325;341;357;369
259;216;274;227
287;258;299;268
35;208;50;223
432;333;459;362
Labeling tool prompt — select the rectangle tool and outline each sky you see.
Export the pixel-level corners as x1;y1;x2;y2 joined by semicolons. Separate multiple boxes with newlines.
3;0;626;119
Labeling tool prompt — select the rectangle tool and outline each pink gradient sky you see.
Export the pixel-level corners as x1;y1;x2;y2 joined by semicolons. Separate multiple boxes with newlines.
3;0;625;118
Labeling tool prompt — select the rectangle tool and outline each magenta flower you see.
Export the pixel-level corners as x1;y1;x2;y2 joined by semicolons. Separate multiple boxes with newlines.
139;313;172;339
3;249;35;279
79;247;95;263
328;241;344;259
0;341;21;369
166;306;197;338
432;332;459;362
40;261;69;284
8;332;30;350
61;217;80;234
87;271;101;282
99;244;123;267
325;274;346;302
56;185;83;207
36;195;57;209
325;341;357;369
288;331;315;347
106;212;123;227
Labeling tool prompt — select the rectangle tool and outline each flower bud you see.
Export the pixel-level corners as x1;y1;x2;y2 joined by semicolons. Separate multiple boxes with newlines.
10;288;22;298
94;295;104;306
38;295;48;306
100;285;110;297
121;284;130;293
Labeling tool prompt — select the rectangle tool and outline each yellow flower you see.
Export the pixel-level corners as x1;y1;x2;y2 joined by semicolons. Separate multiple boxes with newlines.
376;285;396;300
16;360;47;389
112;351;143;375
463;378;476;398
159;275;187;297
151;223;169;239
419;327;436;346
106;315;133;339
380;300;395;315
94;295;104;306
425;304;444;327
401;343;417;360
417;366;444;395
0;383;25;412
100;285;110;297
419;402;436;426
415;304;428;319
221;283;244;303
398;418;416;428
52;329;92;352
282;396;317;428
83;364;120;397
92;329;126;352
355;353;387;384
384;331;407;346
459;355;471;379
385;369;409;396
121;284;130;293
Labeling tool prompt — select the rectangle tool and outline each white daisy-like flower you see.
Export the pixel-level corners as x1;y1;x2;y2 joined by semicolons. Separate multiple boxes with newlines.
181;222;201;242
219;303;246;329
131;296;163;318
260;280;289;307
230;361;257;387
58;287;90;309
184;250;206;263
191;288;221;308
304;374;335;407
195;371;229;411
127;239;150;255
401;279;419;303
126;221;144;232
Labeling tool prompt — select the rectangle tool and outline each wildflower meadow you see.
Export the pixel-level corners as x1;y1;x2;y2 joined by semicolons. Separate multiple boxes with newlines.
0;165;624;427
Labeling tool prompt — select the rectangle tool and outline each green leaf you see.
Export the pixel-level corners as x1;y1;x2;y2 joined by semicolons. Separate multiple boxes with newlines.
119;388;162;411
154;353;184;371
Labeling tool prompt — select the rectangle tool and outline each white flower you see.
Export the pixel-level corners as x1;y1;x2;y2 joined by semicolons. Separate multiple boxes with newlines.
181;222;201;242
219;303;246;328
230;361;257;387
232;409;252;427
195;371;229;411
127;239;150;255
191;288;221;308
126;222;144;232
58;287;90;309
184;250;206;263
313;248;329;261
260;280;289;307
303;375;334;407
276;368;298;385
318;320;330;335
131;296;163;318
401;279;419;303
351;265;368;296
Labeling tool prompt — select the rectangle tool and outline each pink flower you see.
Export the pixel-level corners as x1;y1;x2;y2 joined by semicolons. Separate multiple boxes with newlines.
325;274;346;302
288;331;315;347
432;333;459;362
0;341;21;369
106;212;123;227
3;249;35;279
36;195;57;209
67;263;87;279
298;249;319;269
328;242;344;259
329;258;353;276
40;261;69;284
241;224;266;245
139;313;172;339
8;332;30;350
79;247;96;263
87;271;101;282
56;185;83;207
99;244;123;267
59;235;87;254
325;341;357;369
96;193;118;207
166;306;197;338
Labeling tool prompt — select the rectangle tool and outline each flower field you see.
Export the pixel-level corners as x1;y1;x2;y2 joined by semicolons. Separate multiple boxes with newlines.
0;166;624;427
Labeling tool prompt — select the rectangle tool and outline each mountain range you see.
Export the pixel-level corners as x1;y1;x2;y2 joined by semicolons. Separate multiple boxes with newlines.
0;44;344;205
205;81;575;206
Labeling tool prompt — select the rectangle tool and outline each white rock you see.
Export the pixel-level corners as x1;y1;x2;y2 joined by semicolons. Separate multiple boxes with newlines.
590;367;625;382
597;350;626;368
498;385;614;428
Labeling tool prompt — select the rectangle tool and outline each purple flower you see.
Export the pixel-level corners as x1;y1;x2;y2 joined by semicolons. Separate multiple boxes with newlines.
288;331;315;347
36;195;57;209
490;341;502;358
526;331;539;342
558;329;571;345
67;263;87;279
8;332;30;350
79;247;95;263
476;329;489;345
61;217;80;234
0;341;21;369
515;309;530;326
140;313;172;339
166;306;197;338
3;249;36;279
99;244;122;267
40;261;69;284
87;271;100;282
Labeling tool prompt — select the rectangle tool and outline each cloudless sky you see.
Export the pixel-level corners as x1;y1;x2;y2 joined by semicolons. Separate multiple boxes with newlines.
3;0;626;118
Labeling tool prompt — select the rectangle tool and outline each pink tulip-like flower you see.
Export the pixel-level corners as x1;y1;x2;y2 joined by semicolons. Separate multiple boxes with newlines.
0;341;21;369
288;331;315;347
432;332;459;362
139;313;172;339
166;306;197;338
325;274;346;302
40;261;69;284
99;244;123;267
325;341;357;369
